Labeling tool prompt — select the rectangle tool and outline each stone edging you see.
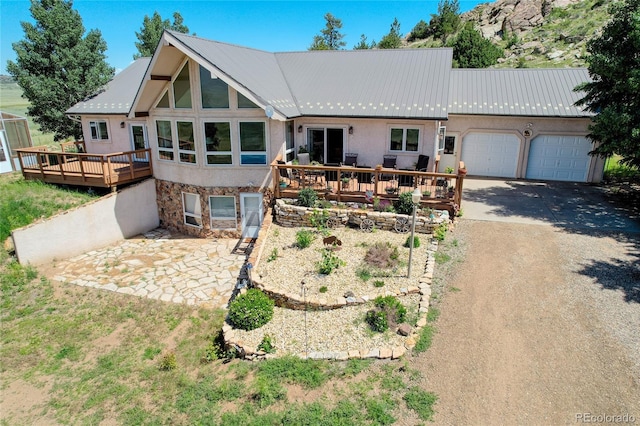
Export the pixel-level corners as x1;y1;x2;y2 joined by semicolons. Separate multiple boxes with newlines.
222;239;438;361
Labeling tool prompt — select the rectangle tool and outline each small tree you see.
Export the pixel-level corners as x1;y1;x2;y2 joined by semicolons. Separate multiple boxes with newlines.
134;11;190;59
408;20;430;42
353;34;375;50
575;0;640;168
429;0;461;43
378;18;402;49
7;0;114;141
449;22;503;68
309;13;346;51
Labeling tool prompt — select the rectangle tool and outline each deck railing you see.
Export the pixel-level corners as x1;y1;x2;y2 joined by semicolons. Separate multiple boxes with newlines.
17;146;153;188
271;158;466;212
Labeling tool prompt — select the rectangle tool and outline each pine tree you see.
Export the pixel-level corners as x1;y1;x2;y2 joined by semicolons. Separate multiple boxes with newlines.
353;34;375;50
309;13;346;50
7;0;114;141
430;0;461;43
378;18;402;49
449;22;503;68
134;11;190;59
575;0;640;168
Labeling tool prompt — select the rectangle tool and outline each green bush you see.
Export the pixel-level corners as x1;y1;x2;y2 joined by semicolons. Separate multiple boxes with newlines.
395;191;416;215
298;188;318;207
373;280;385;288
316;249;345;275
365;309;389;332
257;334;276;353
295;229;315;248
404;236;420;248
319;286;328;293
356;267;372;281
228;289;274;331
434;223;447;241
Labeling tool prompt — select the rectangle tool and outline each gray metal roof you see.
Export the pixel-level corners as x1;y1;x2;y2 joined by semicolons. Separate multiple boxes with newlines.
275;48;452;119
169;32;452;119
66;58;151;115
448;68;592;117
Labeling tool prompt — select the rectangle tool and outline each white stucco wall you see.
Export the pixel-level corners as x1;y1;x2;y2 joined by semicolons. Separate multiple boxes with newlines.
12;179;159;265
81;116;134;154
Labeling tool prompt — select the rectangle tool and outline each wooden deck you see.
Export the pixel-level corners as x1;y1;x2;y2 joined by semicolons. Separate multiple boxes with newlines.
17;146;153;188
271;159;465;215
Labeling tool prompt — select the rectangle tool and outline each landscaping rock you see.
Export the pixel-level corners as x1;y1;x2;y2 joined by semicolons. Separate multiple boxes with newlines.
397;324;413;336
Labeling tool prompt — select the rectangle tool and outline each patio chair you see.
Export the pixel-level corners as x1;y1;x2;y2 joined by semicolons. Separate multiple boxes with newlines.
294;153;320;185
414;154;430;185
343;153;358;167
277;160;291;185
380;155;397;181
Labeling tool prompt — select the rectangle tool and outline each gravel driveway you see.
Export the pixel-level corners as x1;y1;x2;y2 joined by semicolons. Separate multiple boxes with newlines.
415;180;640;425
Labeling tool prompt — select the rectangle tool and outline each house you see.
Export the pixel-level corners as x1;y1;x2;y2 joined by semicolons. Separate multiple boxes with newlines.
66;30;602;239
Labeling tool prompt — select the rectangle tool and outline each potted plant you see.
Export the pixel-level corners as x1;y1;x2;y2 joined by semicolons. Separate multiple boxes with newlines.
279;178;287;188
341;176;350;189
385;186;397;195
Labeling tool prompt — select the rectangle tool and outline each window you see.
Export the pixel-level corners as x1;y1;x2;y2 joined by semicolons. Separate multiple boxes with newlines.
200;65;229;108
156;120;174;161
156;91;170;108
182;192;202;227
389;127;419;152
209;196;237;230
204;122;232;165
89;121;109;140
237;92;259;108
443;136;456;155
173;62;192;109
239;121;266;165
177;121;196;164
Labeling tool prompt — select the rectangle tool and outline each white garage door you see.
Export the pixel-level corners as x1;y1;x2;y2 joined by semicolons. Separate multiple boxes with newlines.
461;133;520;178
526;135;592;182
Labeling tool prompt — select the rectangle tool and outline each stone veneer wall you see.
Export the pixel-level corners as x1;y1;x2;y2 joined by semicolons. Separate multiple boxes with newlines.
273;199;446;234
156;179;273;239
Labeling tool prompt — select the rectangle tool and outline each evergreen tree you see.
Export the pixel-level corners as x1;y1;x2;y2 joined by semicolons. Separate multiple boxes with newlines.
353;34;375;50
134;11;189;59
309;13;346;50
449;22;503;68
430;0;461;43
378;18;402;49
408;20;430;42
7;0;114;141
575;0;640;168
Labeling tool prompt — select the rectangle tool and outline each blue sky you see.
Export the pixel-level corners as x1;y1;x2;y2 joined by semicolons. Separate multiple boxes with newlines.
1;0;485;75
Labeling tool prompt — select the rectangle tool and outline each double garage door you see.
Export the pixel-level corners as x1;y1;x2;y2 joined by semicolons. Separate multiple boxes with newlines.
461;133;592;182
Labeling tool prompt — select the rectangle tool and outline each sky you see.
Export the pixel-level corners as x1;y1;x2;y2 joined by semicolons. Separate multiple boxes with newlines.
1;0;485;75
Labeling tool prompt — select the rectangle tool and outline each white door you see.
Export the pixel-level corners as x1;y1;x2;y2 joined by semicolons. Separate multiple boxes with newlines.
461;133;520;178
0;131;12;173
438;135;458;172
240;193;263;238
526;135;592;182
129;123;149;161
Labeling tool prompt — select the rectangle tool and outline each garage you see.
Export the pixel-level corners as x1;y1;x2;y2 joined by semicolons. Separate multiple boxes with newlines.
526;135;592;182
461;133;520;178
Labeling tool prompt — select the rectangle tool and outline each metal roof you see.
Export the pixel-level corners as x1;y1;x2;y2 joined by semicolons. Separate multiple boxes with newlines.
275;48;452;119
448;68;592;117
66;58;151;115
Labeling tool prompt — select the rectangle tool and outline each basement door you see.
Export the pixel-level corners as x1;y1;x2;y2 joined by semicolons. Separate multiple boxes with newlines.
240;193;263;239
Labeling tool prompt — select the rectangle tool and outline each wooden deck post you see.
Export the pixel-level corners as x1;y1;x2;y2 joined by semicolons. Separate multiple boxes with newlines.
272;163;280;198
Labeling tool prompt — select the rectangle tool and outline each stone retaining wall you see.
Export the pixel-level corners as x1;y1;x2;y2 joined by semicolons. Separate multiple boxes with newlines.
156;179;273;239
273;199;448;234
223;239;439;361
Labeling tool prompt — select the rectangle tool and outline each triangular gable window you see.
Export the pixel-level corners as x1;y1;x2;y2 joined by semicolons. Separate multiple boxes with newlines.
173;62;192;109
238;92;259;109
200;65;229;108
156;90;170;108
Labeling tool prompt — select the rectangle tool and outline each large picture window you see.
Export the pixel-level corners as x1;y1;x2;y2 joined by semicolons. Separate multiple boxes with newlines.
89;121;109;140
200;65;229;108
389;127;419;152
239;121;266;165
182;192;202;228
204;122;232;165
173;62;192;109
156;120;174;161
177;121;196;164
209;196;237;230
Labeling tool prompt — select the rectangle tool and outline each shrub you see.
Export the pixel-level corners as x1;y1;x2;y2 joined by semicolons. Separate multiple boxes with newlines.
258;334;276;353
267;248;278;262
228;289;274;331
298;188;318;207
404;236;420;248
434;223;447;241
309;209;329;231
356;267;372;281
373;280;385;288
316;249;345;275
395;191;416;215
158;351;178;371
319;286;328;293
365;309;388;332
295;229;315;248
365;242;399;269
